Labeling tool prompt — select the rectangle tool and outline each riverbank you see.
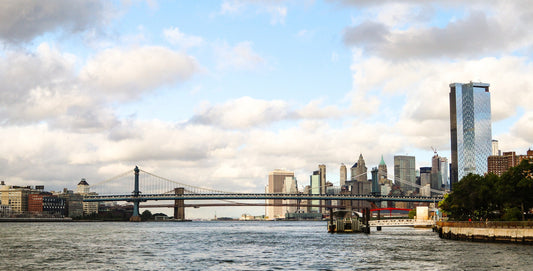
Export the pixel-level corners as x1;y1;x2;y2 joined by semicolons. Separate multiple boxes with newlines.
434;221;533;244
0;217;73;222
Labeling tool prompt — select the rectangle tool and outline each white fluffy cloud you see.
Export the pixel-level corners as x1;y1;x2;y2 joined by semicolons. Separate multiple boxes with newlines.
80;46;198;100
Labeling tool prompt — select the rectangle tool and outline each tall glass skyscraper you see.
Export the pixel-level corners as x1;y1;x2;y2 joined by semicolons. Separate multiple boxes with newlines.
449;82;492;188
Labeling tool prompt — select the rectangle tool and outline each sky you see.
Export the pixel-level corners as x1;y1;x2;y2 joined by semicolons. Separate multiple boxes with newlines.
1;0;533;219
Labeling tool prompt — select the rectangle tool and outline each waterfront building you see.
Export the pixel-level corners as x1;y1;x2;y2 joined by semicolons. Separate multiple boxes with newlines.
351;154;367;182
266;169;295;219
378;155;387;181
57;189;84;218
76;179;99;215
340;163;347;186
394;155;416;192
0;204;11;216
0;183;34;214
449;82;492;187
28;193;66;216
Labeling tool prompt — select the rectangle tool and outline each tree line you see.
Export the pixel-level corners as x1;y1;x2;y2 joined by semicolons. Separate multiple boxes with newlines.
439;160;533;221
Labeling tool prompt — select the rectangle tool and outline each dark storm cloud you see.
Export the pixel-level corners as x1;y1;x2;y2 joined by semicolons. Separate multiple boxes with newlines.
0;0;108;43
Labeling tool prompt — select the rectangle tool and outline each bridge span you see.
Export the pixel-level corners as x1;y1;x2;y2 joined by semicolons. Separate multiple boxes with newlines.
83;166;444;221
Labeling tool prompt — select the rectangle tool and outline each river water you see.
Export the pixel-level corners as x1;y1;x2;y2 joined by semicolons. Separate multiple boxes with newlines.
1;221;532;270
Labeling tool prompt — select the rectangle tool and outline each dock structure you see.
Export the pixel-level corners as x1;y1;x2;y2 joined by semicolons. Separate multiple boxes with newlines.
434;221;533;244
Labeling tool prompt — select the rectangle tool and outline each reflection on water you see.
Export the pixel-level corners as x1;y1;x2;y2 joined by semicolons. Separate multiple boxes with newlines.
1;221;532;270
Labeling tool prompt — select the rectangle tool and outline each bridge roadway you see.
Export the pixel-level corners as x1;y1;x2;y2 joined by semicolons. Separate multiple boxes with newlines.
84;193;443;202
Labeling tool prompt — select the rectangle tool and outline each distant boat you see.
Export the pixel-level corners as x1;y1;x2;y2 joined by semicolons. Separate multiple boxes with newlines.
327;210;370;233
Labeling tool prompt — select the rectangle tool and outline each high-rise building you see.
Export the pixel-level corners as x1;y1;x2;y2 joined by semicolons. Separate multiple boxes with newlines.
492;140;500;156
351;154;367;182
76;179;99;215
394;155;416;192
431;154;448;191
378;155;387;181
309;171;320;213
420;167;432;197
449;82;492;187
282;176;298;215
340;163;347;186
266;169;294;219
318;164;326;194
371;167;380;195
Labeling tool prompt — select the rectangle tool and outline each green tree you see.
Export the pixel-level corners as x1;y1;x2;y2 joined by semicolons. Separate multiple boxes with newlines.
141;210;153;221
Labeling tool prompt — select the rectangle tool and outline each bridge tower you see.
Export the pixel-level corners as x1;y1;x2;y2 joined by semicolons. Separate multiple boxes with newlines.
129;166;143;222
174;187;185;220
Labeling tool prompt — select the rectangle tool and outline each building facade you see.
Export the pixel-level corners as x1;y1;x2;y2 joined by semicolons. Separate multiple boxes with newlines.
488;149;533;176
76;179;99;215
450;82;492;187
351;154;367;182
309;171;321;213
265;169;295;219
378;155;388;181
340;163;347;187
394;155;416;193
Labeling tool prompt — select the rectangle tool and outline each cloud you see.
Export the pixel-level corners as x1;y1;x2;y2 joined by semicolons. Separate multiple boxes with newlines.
219;0;288;25
510;112;533;144
342;3;533;60
214;41;265;71
81;46;199;100
163;27;204;49
189;97;291;129
0;43;85;125
189;97;345;129
0;0;109;44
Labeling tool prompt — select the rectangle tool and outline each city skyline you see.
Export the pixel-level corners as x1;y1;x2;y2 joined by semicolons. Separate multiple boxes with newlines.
1;1;533;218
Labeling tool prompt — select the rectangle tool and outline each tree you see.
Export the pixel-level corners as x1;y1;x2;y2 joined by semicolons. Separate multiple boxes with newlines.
440;160;533;221
141;210;153;221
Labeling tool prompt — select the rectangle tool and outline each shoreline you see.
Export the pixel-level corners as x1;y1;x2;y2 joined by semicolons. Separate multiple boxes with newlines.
434;221;533;244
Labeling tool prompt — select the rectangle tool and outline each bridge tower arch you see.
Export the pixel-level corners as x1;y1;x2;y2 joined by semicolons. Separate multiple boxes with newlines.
129;166;143;222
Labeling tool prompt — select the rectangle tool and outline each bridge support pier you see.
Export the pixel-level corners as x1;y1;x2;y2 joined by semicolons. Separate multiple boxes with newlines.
174;187;185;220
129;166;142;222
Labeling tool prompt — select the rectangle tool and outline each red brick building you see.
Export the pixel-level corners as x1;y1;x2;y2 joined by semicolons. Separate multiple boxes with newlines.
28;193;66;215
488;149;533;176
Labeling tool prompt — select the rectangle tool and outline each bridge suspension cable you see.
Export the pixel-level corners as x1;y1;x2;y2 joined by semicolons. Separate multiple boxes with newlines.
139;169;234;194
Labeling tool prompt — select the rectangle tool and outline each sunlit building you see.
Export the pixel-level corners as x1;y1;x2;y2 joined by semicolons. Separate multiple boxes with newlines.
449;82;492;187
76;179;99;215
265;169;294;219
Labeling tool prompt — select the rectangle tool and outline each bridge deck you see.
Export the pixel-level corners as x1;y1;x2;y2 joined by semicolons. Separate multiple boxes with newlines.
84;193;443;202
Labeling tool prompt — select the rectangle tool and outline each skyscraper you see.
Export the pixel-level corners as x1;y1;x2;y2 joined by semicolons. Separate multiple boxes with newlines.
394;155;416;192
431;154;448;191
351;154;367;182
378;155;387;181
266;169;294;219
340;163;347;186
449;82;492;187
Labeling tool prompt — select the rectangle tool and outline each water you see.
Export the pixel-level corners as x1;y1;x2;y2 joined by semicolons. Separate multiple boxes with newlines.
1;221;532;270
